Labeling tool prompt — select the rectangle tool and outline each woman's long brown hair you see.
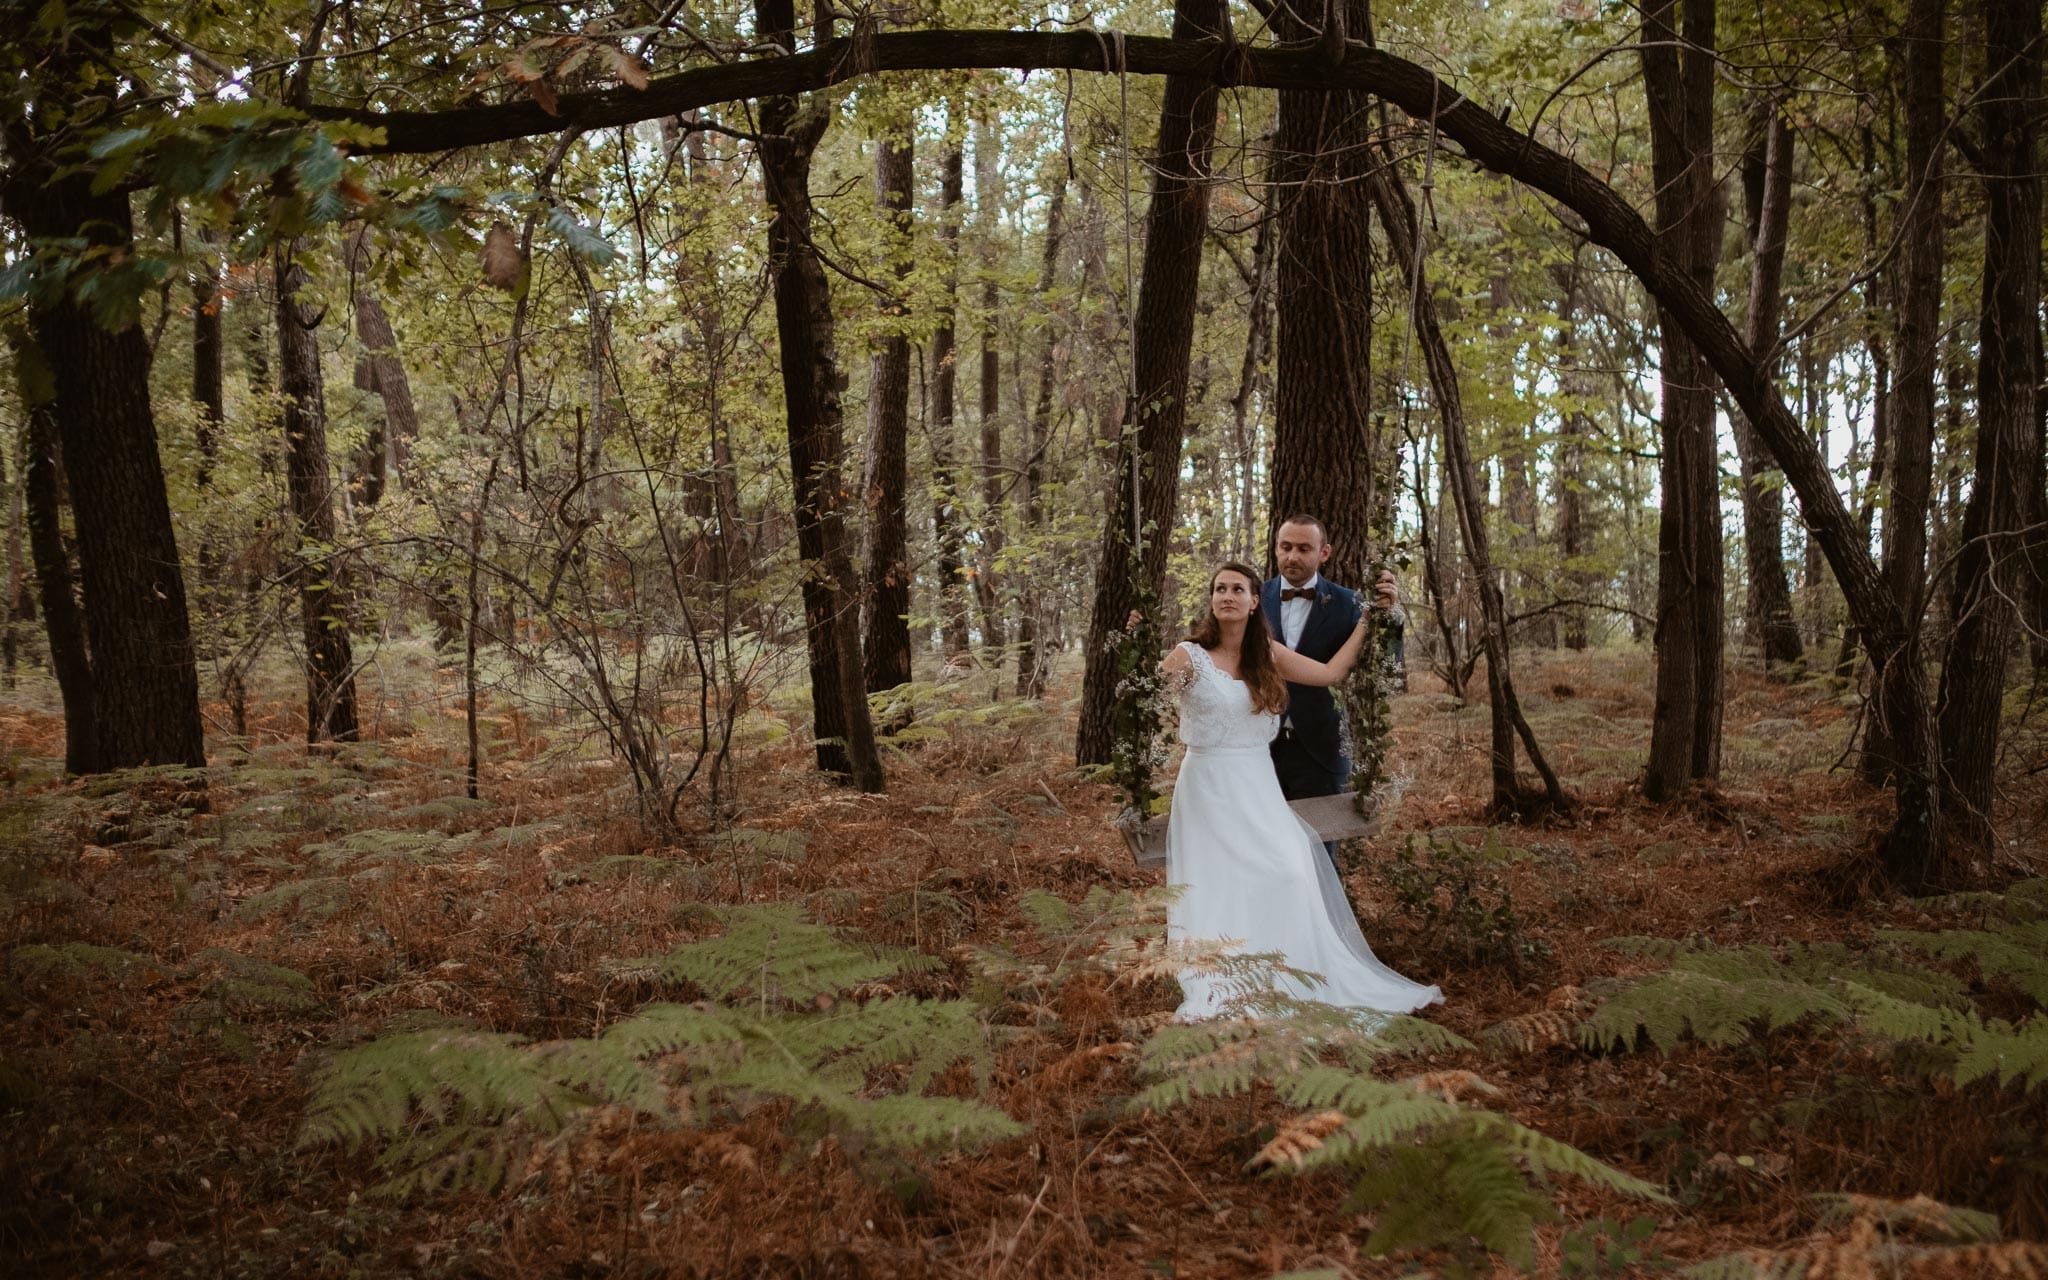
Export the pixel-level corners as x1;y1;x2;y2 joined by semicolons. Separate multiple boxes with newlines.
1186;562;1290;715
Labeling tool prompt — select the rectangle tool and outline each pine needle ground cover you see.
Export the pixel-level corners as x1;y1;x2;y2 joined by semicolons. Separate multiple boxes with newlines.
2;645;2045;1277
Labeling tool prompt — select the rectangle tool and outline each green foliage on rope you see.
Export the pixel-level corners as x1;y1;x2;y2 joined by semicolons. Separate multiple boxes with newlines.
1107;573;1168;820
301;903;1018;1195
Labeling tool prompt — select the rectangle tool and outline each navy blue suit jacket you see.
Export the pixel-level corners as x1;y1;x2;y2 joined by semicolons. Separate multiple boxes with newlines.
1261;576;1362;773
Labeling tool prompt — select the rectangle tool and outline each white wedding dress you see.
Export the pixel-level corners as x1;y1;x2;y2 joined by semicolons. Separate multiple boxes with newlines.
1164;641;1443;1021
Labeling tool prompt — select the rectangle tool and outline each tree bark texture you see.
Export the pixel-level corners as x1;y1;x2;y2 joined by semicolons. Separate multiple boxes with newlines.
1267;0;1378;588
1074;0;1228;765
1640;0;1726;800
345;227;419;505
275;248;362;744
928;142;975;663
4;178;207;771
1016;169;1068;700
756;0;885;791
1734;105;1804;670
862;134;916;694
1934;0;2040;851
15;366;98;774
973;121;1009;665
1860;10;1949;784
1228;214;1275;564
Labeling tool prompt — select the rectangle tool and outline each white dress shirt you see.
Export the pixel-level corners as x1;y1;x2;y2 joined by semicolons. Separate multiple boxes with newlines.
1278;573;1319;651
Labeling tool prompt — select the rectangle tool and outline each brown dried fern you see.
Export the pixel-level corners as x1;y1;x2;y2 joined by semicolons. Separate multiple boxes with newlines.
1249;1109;1349;1170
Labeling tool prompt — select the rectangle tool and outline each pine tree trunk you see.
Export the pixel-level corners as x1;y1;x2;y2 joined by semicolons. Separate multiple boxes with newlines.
1734;105;1804;671
756;0;885;792
5;177;206;771
863;134;916;695
1074;0;1228;765
973;122;1009;667
1641;0;1727;799
1016;171;1067;701
1268;0;1378;588
1935;0;2040;851
930;141;975;664
276;247;361;744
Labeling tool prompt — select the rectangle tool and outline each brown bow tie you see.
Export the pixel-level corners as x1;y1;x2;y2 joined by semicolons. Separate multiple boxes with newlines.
1280;587;1316;601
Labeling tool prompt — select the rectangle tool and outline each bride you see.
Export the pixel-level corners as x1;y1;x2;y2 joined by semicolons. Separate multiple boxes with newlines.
1157;561;1442;1022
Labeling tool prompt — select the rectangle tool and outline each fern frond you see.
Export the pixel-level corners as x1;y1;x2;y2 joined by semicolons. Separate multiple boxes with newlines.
10;942;150;985
634;903;923;1003
1347;1135;1552;1269
1811;1192;2001;1243
1578;967;1846;1053
1881;920;2048;1003
816;1094;1024;1152
1481;1009;1579;1055
301;1030;559;1153
302;829;451;869
1950;1016;2048;1090
1250;1109;1349;1169
598;1003;745;1059
236;876;352;922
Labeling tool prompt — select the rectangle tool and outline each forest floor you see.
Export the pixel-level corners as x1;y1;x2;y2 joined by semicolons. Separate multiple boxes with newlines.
2;642;2044;1278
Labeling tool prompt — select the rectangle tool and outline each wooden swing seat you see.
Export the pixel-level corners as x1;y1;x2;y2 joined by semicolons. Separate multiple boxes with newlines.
1117;791;1387;869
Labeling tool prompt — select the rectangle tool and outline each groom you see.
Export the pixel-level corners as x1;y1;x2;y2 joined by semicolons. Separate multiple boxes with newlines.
1263;515;1362;870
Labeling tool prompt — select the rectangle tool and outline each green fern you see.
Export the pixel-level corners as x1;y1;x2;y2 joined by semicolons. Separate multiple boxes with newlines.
304;905;1019;1194
1132;996;1654;1273
1581;941;1969;1053
10;942;151;986
1584;935;2048;1092
236;875;352;922
623;902;933;1003
1879;918;2048;1002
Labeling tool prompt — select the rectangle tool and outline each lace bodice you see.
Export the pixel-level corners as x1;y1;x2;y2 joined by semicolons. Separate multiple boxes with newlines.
1171;642;1280;750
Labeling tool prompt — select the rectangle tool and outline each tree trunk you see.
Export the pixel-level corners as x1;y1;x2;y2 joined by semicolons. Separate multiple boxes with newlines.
1863;0;1949;783
1934;0;2040;851
1640;0;1727;800
5;178;206;771
1267;0;1378;588
1554;254;1593;651
756;0;885;792
1016;168;1067;701
1369;157;1567;813
2;440;22;689
1228;215;1276;564
1733;104;1804;671
930;141;974;663
276;246;362;744
1074;0;1228;765
862;133;916;695
345;226;419;504
973;120;1009;667
10;347;98;773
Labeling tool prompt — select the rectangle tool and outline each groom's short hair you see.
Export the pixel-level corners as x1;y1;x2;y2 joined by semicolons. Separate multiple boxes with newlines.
1276;514;1329;545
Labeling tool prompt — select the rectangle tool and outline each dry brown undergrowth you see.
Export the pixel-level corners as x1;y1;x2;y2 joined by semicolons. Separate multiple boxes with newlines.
1;645;2042;1278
